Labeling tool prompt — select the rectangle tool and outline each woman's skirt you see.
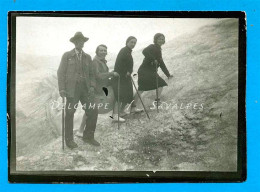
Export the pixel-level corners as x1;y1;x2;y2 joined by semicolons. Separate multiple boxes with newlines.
111;76;133;104
138;70;167;91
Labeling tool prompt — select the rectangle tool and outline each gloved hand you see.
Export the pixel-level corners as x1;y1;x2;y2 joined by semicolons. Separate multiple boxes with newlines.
154;60;159;66
113;72;119;77
60;90;66;98
126;71;131;78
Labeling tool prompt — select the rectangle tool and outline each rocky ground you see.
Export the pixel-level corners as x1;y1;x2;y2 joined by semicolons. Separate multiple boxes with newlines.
16;100;236;171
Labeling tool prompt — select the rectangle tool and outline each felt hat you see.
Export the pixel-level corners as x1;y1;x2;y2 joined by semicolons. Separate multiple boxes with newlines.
70;32;89;43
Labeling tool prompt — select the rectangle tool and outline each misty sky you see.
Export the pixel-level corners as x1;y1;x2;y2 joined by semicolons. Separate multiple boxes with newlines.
16;17;219;56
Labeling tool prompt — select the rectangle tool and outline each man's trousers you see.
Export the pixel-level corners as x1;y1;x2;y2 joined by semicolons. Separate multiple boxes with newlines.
65;82;98;143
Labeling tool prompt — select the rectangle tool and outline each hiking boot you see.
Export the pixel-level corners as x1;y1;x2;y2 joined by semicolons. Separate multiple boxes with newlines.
130;107;143;114
83;138;100;147
119;111;128;117
154;98;161;105
75;131;83;138
112;115;126;122
66;140;78;149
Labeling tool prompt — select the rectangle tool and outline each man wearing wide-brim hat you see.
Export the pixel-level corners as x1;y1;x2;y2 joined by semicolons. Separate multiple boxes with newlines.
57;32;100;149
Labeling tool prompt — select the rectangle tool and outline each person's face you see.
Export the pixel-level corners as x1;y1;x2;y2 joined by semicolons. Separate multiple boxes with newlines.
157;36;165;46
97;46;107;59
74;39;85;50
126;38;137;49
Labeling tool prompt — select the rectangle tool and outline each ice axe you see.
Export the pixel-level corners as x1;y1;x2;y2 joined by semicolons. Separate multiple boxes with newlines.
155;61;159;113
130;76;150;120
117;75;120;129
62;97;66;150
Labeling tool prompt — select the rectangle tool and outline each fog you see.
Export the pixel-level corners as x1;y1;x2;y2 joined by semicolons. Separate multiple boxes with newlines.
16;17;219;56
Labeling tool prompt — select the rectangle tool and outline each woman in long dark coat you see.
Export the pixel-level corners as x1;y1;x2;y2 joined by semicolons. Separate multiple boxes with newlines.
112;36;137;118
131;33;172;112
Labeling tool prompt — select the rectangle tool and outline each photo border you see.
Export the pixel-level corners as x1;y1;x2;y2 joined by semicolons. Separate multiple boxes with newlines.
7;11;246;183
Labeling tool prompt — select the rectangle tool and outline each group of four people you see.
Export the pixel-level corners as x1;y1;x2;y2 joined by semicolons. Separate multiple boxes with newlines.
57;32;172;149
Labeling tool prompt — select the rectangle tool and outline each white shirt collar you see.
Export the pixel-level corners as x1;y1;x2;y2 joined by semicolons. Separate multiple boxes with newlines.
75;48;82;55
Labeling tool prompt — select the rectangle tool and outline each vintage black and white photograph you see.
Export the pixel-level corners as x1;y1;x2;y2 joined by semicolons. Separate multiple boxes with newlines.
9;12;245;181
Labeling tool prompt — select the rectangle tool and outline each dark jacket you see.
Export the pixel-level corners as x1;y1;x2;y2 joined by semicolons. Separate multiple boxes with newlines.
112;46;134;104
114;46;133;78
138;44;170;77
57;49;96;98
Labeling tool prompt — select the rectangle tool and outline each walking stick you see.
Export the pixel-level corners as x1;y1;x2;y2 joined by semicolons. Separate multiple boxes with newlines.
117;75;120;129
62;97;65;150
155;61;159;113
130;76;150;120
